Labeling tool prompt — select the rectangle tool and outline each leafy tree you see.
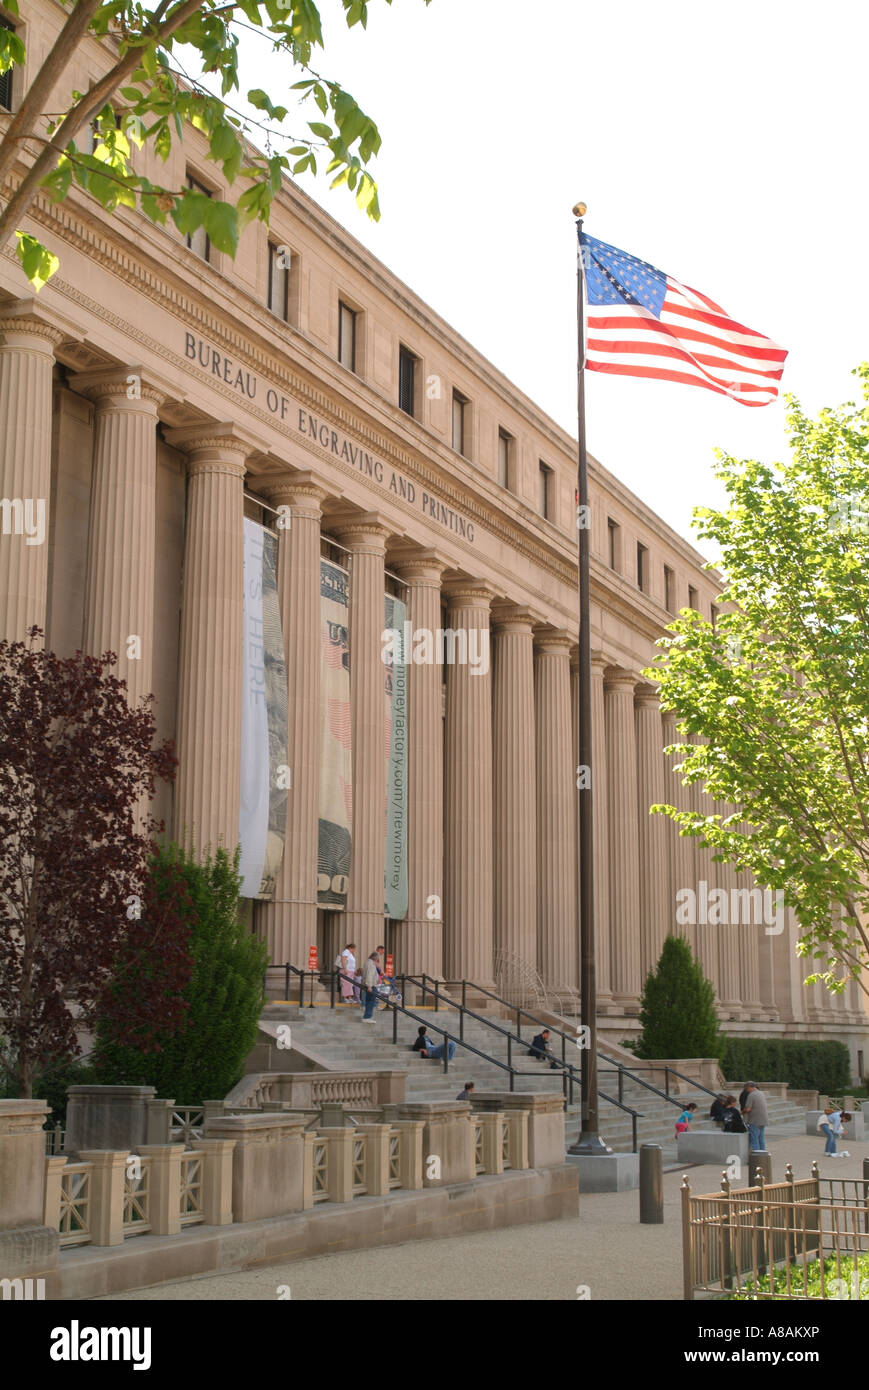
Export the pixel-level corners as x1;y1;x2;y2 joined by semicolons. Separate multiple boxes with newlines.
635;935;720;1059
0;0;429;289
0;630;185;1097
647;370;869;998
95;844;267;1104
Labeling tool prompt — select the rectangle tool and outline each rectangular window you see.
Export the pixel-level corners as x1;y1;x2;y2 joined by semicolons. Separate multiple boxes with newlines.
338;300;356;372
538;461;552;519
0;18;15;111
664;565;675;614
497;428;512;489
607;517;620;571
452;390;468;456
267;242;290;321
398;345;417;417
688;585;698;612
637;542;648;592
185;173;211;262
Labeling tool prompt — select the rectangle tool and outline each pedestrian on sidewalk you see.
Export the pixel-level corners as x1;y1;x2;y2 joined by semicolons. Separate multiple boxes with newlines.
361;952;381;1021
742;1082;768;1151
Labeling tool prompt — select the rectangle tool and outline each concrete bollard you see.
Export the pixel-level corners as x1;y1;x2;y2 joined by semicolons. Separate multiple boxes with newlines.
639;1144;663;1224
749;1149;772;1186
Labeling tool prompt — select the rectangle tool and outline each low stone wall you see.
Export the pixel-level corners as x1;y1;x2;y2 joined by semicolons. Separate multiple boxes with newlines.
48;1166;580;1300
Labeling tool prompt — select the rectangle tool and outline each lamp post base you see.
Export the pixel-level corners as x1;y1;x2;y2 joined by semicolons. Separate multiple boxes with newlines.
567;1132;612;1156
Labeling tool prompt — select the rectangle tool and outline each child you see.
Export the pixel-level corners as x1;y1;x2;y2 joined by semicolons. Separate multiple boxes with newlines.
675;1102;698;1138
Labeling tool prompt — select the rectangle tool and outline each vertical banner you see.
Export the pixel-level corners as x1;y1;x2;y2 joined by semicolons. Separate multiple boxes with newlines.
318;558;352;908
239;518;288;898
383;594;408;919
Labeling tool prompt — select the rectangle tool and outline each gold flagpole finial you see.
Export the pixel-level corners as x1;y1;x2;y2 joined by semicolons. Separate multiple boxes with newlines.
573;202;587;218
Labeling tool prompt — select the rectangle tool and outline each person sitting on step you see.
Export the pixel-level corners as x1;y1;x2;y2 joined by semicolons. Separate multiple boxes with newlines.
528;1029;558;1069
411;1025;456;1061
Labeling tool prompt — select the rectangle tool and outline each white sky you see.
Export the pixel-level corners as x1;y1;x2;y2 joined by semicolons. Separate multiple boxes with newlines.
224;0;869;558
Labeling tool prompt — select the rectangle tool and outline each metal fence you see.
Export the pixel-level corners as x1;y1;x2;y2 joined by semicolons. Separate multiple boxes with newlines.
682;1162;869;1300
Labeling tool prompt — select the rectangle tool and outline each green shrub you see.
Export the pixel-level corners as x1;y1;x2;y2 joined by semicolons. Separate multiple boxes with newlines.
635;935;721;1059
718;1037;851;1092
729;1251;869;1301
95;844;267;1103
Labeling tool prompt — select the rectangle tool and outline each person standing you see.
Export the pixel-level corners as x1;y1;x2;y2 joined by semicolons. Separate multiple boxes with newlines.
361;952;381;1022
338;942;356;1002
742;1082;769;1151
817;1106;852;1158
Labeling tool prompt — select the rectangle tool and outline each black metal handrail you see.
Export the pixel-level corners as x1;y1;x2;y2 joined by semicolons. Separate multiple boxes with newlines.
267;964;649;1146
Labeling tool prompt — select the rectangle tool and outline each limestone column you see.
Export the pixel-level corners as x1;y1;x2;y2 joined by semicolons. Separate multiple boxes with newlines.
166;425;249;857
73;368;165;710
535;630;576;991
443;582;494;984
604;668;642;1010
635;686;670;982
663;711;697;959
491;605;537;975
333;516;390;957
0;306;66;643
591;655;613;1011
570;648;581;992
257;473;327;967
688;736;720;1000
393;553;446;978
714;802;746;1019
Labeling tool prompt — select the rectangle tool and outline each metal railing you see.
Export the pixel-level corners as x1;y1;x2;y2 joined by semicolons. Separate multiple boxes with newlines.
682;1159;869;1300
270;963;646;1148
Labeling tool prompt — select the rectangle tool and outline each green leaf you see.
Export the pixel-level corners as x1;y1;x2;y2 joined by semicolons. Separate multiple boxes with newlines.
203;200;239;256
308;121;332;140
15;233;59;293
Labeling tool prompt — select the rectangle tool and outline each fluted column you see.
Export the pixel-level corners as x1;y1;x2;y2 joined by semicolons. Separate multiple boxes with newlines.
714;800;744;1018
605;668;641;1010
256;473;327;966
492;605;537;974
0;306;66;644
688;735;720;1000
334;516;390;956
443;582;494;984
166;425;249;857
570;648;581;992
591;655;613;1011
663;711;697;959
535;630;576;991
73;369;165;709
393;553;446;978
635;686;670;983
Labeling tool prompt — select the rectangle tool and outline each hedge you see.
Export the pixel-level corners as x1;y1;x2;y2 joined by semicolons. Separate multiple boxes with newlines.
718;1037;851;1093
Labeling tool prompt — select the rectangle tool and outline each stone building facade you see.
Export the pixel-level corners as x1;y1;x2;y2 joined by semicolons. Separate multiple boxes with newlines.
1;0;866;1072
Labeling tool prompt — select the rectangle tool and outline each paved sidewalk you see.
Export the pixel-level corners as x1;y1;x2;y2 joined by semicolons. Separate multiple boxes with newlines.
102;1134;865;1302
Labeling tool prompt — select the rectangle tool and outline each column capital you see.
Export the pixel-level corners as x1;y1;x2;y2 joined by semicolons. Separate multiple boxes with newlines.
604;665;641;691
533;627;573;655
163;422;256;476
634;682;661;710
390;548;449;586
69;364;174;412
330;511;390;555
259;470;329;517
442;578;497;609
590;650;610;673
490;602;538;633
0;300;74;352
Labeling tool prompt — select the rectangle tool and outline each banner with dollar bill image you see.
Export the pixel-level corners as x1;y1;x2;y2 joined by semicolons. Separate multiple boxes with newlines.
238;518;288;898
383;594;408;919
318;558;353;908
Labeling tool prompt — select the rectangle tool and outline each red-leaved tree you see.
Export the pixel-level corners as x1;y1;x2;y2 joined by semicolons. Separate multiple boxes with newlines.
0;630;191;1097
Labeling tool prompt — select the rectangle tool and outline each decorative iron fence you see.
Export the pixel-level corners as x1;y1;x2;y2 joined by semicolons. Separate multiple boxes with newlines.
682;1162;869;1300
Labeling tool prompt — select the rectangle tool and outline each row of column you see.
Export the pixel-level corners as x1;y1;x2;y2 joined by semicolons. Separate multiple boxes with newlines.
0;306;860;1028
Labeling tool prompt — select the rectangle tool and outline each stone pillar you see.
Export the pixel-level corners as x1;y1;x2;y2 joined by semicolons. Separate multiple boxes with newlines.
570;649;581;992
592;655;614;1011
166;425;249;857
688;736;720;999
392;554;446;978
73;368;166;710
605;668;642;1009
333;516;390;956
714;802;744;1018
492;605;537;975
0;305;66;644
635;686;670;981
443;583;494;984
257;473;327;967
138;1144;184;1236
663;711;697;959
535;630;577;991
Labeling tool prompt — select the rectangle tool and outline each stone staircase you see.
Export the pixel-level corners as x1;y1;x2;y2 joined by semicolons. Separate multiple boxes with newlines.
257;1001;809;1161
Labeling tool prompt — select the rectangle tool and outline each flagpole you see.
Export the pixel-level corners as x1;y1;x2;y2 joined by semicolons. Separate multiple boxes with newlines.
568;202;608;1155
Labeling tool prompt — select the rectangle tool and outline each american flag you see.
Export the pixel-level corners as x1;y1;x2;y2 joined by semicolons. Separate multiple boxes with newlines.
579;231;788;407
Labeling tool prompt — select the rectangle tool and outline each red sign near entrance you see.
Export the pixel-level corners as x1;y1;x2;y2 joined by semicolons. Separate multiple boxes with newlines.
308;946;318;972
385;954;394;978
